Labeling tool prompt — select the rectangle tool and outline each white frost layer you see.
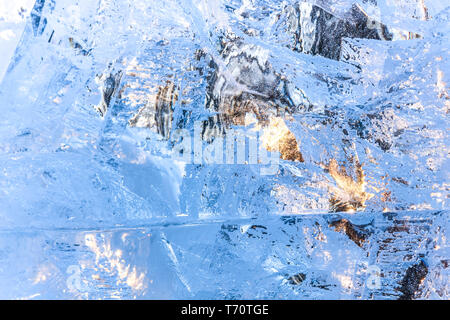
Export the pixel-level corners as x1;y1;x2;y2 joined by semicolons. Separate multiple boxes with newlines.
0;0;35;83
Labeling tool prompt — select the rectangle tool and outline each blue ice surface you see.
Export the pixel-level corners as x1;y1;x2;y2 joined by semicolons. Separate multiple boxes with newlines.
0;0;448;299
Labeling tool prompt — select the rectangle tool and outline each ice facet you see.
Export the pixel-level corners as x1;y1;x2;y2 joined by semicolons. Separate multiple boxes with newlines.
0;0;448;299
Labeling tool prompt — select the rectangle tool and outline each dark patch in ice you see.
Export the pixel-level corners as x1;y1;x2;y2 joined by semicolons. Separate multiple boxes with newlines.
398;260;428;300
329;218;372;247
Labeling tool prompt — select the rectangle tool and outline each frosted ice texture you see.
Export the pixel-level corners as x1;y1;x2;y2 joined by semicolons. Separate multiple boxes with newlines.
0;0;448;299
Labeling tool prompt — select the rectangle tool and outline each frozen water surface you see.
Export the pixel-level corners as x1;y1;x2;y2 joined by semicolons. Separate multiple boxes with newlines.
0;0;448;299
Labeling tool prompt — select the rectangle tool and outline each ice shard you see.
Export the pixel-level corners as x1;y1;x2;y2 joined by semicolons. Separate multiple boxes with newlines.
0;0;448;299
